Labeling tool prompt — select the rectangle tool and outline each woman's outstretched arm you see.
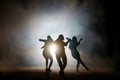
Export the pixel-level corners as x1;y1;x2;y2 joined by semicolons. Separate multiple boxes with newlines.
65;37;71;46
39;39;46;42
78;38;83;45
66;37;71;41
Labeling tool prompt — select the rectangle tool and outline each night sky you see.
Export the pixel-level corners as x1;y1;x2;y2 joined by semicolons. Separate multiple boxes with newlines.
0;0;119;72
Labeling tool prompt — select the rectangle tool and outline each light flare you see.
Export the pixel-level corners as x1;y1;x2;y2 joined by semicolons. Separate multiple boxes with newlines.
49;44;57;60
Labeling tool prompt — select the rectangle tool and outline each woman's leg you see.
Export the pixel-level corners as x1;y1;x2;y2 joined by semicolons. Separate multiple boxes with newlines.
48;57;53;72
46;58;48;71
56;57;63;72
78;58;89;70
76;60;80;72
62;54;67;71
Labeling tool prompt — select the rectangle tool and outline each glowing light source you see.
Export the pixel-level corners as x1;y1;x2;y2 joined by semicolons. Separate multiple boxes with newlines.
49;44;57;60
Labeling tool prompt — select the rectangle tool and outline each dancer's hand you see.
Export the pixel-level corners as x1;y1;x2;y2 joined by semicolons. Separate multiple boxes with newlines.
39;39;41;41
66;37;71;41
39;39;43;41
80;38;83;41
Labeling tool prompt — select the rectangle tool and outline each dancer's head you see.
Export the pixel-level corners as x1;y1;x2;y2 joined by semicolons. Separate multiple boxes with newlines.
47;35;51;39
72;36;77;41
58;34;64;40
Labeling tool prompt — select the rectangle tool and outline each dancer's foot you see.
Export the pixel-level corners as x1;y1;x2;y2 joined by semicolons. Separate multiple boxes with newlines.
59;70;64;75
76;69;79;72
48;69;52;72
45;68;48;72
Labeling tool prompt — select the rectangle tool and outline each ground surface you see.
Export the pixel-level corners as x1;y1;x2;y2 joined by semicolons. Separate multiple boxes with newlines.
0;68;119;80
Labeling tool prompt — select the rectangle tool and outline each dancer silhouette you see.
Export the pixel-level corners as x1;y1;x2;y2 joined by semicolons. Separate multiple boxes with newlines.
39;36;54;72
55;34;70;74
66;36;89;72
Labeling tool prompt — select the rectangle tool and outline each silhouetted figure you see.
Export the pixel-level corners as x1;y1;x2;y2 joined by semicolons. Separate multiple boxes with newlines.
55;34;70;74
39;36;54;72
66;36;89;72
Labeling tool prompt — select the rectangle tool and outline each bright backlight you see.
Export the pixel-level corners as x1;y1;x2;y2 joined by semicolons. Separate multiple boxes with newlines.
49;44;57;60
